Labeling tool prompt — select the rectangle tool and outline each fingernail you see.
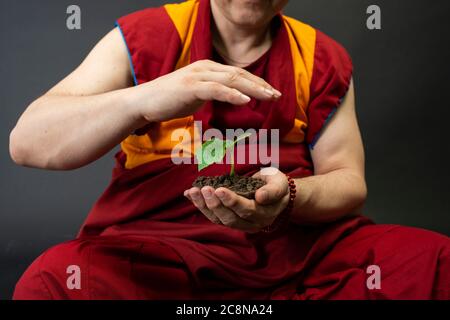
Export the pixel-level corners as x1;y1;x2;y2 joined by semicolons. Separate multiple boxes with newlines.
216;190;225;198
273;89;282;97
264;88;275;97
202;189;213;199
240;94;251;103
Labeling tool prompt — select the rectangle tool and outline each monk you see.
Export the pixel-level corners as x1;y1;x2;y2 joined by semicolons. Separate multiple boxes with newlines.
9;0;449;299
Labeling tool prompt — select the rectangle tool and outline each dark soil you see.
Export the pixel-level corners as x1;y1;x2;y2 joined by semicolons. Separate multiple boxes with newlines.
193;175;266;199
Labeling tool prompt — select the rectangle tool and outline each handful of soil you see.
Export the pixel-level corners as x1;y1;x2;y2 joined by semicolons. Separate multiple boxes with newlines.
193;175;266;199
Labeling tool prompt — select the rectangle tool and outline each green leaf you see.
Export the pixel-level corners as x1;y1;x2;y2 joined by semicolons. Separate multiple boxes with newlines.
196;138;228;172
195;132;254;172
234;132;253;144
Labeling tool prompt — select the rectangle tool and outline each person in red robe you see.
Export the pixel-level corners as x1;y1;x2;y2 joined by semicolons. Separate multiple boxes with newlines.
10;0;449;300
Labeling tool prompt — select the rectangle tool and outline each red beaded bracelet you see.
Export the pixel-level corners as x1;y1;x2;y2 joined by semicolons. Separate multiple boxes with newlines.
261;175;296;233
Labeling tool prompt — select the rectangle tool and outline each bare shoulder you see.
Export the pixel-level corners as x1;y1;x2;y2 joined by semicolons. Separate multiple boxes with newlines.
46;27;133;97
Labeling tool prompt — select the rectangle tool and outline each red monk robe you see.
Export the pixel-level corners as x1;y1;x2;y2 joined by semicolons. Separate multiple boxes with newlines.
13;0;450;300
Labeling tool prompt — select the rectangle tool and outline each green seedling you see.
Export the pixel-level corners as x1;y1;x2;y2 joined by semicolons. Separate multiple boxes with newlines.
195;132;253;176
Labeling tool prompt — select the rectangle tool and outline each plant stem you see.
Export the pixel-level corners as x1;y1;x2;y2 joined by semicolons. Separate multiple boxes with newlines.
230;144;235;177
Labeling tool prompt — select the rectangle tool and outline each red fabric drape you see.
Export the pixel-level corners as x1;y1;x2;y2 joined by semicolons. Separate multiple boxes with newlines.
13;0;450;300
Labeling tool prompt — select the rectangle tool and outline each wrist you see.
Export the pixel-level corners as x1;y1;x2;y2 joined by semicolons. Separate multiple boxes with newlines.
120;86;156;128
262;175;297;233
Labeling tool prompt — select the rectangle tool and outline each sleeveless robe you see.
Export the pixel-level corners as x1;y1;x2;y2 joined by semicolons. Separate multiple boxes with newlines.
13;0;450;300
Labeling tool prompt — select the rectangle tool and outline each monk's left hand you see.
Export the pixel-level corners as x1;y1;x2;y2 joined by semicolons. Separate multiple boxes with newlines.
184;168;290;233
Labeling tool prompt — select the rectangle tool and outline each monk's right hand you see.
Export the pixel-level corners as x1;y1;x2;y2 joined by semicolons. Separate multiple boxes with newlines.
128;59;282;123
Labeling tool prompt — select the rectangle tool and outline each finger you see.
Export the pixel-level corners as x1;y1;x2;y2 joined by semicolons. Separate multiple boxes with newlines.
188;188;222;225
195;82;251;105
183;190;192;202
214;188;259;221
256;182;287;205
215;187;283;227
252;167;281;180
252;167;279;182
198;71;280;101
254;168;289;205
203;61;282;96
201;187;260;232
222;66;282;97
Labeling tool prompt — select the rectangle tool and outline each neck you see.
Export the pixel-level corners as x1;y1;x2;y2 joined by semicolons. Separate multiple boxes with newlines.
210;1;273;67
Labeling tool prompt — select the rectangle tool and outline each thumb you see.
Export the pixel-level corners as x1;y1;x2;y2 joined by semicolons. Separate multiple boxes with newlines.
254;168;288;205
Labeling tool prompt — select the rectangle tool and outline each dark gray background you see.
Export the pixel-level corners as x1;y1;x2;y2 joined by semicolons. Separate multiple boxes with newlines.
1;0;449;299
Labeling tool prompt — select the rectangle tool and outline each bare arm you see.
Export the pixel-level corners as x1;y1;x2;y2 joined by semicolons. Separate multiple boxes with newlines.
9;28;144;170
9;29;281;170
185;79;366;232
290;79;367;224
